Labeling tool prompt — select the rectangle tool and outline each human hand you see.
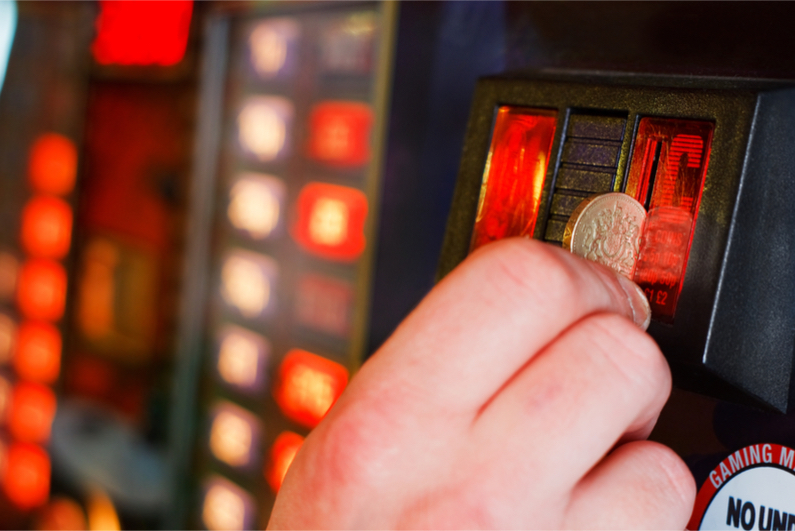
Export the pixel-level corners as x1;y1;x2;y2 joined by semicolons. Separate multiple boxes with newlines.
268;238;696;529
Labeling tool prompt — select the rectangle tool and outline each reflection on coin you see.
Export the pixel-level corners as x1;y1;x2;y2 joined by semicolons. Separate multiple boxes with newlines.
562;193;646;278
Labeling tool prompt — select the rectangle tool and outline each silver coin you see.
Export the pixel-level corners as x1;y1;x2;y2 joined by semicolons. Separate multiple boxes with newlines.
562;193;647;278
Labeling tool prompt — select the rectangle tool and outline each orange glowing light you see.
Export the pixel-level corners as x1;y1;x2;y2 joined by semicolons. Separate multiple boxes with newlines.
292;182;368;262
8;382;57;443
274;349;348;428
14;321;61;384
209;406;256;468
2;442;50;509
470;106;557;252
17;259;67;322
0;251;19;302
20;196;73;259
91;0;193;67
0;374;11;423
86;488;120;531
202;479;251;531
28;134;78;196
265;431;304;493
0;313;16;364
35;496;88;531
307;101;373;167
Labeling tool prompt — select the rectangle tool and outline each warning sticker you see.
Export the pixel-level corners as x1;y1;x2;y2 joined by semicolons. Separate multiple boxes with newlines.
689;444;795;530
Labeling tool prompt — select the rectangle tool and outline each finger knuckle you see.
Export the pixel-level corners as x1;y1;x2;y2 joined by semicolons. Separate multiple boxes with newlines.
639;442;697;508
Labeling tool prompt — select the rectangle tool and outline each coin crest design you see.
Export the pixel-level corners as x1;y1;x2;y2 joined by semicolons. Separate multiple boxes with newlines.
563;193;647;278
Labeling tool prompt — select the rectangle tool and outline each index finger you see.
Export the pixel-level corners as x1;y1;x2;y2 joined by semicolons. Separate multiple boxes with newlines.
356;237;651;416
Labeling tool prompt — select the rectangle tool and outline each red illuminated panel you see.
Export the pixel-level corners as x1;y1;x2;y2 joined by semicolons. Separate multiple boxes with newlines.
91;0;193;66
2;443;50;509
28;134;77;196
292;183;368;262
8;382;57;443
20;196;73;259
295;274;353;337
265;431;304;493
16;259;67;322
307;101;373;167
14;322;61;384
274;349;348;428
470;107;557;251
626;118;714;322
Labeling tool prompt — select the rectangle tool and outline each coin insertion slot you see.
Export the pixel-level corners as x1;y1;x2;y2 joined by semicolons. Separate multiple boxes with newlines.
470;106;557;252
625;118;714;323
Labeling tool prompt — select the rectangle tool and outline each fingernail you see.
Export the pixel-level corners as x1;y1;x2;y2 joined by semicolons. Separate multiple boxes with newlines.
615;274;651;331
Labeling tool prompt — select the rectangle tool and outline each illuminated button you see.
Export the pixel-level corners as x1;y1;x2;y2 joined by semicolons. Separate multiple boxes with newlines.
292;182;368;262
470;106;557;251
28;133;77;196
8;382;56;443
0;314;15;365
216;326;268;392
227;173;285;240
0;251;18;302
274;349;348;428
91;0;193;66
248;18;298;78
2;442;50;509
0;374;11;423
14;321;61;384
625;118;714;322
295;274;353;337
238;96;293;162
17;259;67;322
220;251;278;319
20;196;73;259
307;101;373;167
319;12;376;73
265;431;304;493
36;496;88;531
208;403;260;469
202;476;254;531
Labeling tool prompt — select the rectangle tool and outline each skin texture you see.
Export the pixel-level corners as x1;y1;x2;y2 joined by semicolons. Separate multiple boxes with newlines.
268;238;696;529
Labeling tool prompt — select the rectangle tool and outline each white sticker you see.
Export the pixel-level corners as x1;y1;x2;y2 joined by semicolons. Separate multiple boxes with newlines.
689;444;795;530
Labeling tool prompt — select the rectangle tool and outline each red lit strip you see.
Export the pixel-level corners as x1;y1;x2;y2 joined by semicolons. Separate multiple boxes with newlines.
265;431;305;493
626;118;714;322
470;107;557;251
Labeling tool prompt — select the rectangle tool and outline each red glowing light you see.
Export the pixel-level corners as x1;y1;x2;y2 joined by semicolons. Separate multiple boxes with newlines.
91;0;193;67
470;107;557;252
14;321;61;384
20;196;73;259
28;134;78;197
274;349;348;428
16;259;67;322
3;443;50;509
265;431;304;493
307;101;373;167
292;182;368;262
626;118;714;322
8;382;57;443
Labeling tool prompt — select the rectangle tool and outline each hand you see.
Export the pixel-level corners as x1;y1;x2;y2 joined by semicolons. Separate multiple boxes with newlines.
268;238;696;529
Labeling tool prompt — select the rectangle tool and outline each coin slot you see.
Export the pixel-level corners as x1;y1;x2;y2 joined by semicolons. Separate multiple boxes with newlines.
625;118;714;322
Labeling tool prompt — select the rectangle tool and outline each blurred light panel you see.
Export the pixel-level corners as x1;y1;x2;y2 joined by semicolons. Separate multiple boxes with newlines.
216;326;268;391
0;313;15;364
320;12;376;73
8;382;56;442
17;259;67;322
238;96;292;162
293;182;368;262
0;0;16;97
91;0;193;66
75;238;120;340
209;403;259;469
274;349;348;428
35;496;88;531
295;274;353;337
0;251;18;302
265;431;304;493
307;101;373;167
0;374;11;423
28;133;78;197
220;251;277;319
202;477;254;531
227;173;285;240
2;442;50;509
249;18;298;78
20;196;73;259
14;321;60;384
